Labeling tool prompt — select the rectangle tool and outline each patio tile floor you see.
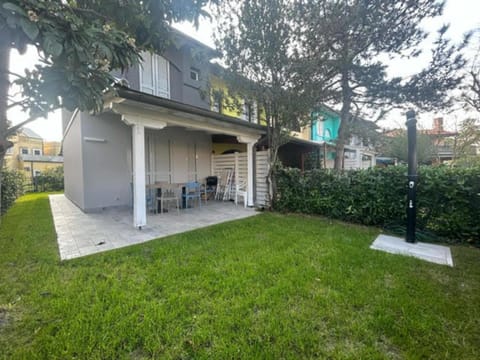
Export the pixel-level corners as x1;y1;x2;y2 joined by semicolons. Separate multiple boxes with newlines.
49;194;259;260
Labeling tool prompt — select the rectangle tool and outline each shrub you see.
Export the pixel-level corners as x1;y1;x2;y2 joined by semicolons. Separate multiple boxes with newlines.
1;168;25;214
34;166;64;192
275;165;480;245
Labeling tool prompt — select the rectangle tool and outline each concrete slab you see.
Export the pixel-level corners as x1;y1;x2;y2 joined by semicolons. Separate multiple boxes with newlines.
49;194;259;260
371;234;453;266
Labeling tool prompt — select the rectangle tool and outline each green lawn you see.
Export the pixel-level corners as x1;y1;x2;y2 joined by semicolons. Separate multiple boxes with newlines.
1;193;479;359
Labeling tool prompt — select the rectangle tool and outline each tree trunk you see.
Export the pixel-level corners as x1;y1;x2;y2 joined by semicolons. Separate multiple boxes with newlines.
0;34;12;216
334;72;352;170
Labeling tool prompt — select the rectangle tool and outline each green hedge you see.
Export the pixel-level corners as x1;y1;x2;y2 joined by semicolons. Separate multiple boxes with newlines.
275;166;480;245
1;168;25;214
34;166;64;192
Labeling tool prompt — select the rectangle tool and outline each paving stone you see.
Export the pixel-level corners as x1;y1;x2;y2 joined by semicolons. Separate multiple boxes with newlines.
371;234;453;266
49;194;258;260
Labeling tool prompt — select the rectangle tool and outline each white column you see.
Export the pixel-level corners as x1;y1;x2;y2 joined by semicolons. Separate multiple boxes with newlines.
132;123;146;228
246;141;255;206
237;135;261;207
356;149;362;169
121;114;166;228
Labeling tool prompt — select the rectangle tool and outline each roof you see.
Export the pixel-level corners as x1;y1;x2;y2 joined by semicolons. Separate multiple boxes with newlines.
170;28;218;57
20;127;43;140
20;155;64;163
420;129;457;137
114;86;266;133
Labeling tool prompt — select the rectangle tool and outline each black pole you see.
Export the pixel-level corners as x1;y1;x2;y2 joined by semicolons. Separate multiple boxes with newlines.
405;110;417;243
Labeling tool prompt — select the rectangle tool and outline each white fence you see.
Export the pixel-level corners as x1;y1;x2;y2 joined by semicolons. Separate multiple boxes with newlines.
211;150;270;207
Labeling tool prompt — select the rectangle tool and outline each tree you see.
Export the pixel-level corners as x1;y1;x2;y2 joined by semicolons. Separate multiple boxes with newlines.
296;0;469;169
213;0;317;207
463;32;480;112
0;0;212;211
452;117;480;164
382;130;435;165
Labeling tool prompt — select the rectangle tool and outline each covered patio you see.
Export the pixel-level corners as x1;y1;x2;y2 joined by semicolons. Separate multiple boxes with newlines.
50;194;259;260
107;87;265;229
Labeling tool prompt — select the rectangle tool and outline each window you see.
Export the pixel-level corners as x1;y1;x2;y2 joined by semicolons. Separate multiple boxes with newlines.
33;148;42;156
324;129;332;139
139;51;170;98
212;98;221;113
24;166;30;172
5;147;13;155
241;100;250;121
21;147;29;155
241;100;258;123
190;68;200;81
211;91;223;113
316;119;324;138
34;170;41;177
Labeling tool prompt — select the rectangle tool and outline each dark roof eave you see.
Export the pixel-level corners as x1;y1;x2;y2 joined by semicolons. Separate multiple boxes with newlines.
114;87;266;133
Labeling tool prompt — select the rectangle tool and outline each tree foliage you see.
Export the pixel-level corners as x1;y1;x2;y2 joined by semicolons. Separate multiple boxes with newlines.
452;117;480;164
0;0;212;213
381;130;435;165
295;0;469;169
213;0;318;207
0;0;212;152
463;32;480;112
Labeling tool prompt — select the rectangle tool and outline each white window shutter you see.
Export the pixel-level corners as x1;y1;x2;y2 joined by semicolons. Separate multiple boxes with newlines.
155;56;170;99
140;52;155;95
252;102;258;124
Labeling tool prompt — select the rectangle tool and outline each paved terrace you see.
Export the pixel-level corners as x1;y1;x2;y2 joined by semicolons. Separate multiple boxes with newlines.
49;194;258;260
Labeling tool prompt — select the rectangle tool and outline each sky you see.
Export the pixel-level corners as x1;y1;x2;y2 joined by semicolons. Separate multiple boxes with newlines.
8;0;480;141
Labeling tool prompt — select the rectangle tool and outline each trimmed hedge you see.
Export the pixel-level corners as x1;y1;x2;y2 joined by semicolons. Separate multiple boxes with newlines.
34;166;64;192
1;168;25;214
275;166;480;245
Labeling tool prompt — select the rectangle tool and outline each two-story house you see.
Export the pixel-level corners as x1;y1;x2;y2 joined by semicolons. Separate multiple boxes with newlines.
308;105;377;169
4;127;63;184
62;29;266;228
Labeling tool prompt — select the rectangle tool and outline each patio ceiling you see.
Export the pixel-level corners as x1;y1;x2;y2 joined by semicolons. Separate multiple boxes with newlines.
105;87;265;139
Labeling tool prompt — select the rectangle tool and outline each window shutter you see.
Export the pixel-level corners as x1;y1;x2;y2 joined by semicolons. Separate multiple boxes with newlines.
140;52;155;95
155;56;170;98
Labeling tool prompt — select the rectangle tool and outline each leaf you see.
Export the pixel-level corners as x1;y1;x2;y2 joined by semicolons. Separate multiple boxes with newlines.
43;34;63;57
19;18;39;40
2;2;26;16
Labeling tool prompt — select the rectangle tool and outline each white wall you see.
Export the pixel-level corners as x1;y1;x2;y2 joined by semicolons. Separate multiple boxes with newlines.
63;111;85;209
145;127;212;184
81;113;133;211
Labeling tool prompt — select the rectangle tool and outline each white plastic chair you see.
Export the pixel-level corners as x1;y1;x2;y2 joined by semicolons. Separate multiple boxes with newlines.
235;180;248;208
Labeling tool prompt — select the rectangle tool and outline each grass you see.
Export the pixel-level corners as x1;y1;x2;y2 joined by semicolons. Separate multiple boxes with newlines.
1;193;479;359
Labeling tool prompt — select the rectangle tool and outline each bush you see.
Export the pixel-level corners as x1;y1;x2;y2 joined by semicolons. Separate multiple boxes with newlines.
275;166;480;245
34;166;64;192
1;168;25;214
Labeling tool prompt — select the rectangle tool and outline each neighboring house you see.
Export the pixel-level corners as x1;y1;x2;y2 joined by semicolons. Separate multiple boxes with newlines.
421;117;457;163
296;105;377;169
62;29;266;228
4;127;63;183
383;117;459;164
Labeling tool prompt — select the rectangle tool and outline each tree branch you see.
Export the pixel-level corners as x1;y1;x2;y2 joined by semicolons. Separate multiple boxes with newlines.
7;100;28;110
6;115;44;137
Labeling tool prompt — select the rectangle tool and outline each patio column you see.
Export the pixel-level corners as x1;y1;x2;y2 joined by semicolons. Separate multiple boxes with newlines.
237;135;260;207
132;123;146;228
122;114;167;229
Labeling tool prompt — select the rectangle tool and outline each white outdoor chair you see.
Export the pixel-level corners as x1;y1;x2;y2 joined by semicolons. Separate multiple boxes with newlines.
235;180;248;208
